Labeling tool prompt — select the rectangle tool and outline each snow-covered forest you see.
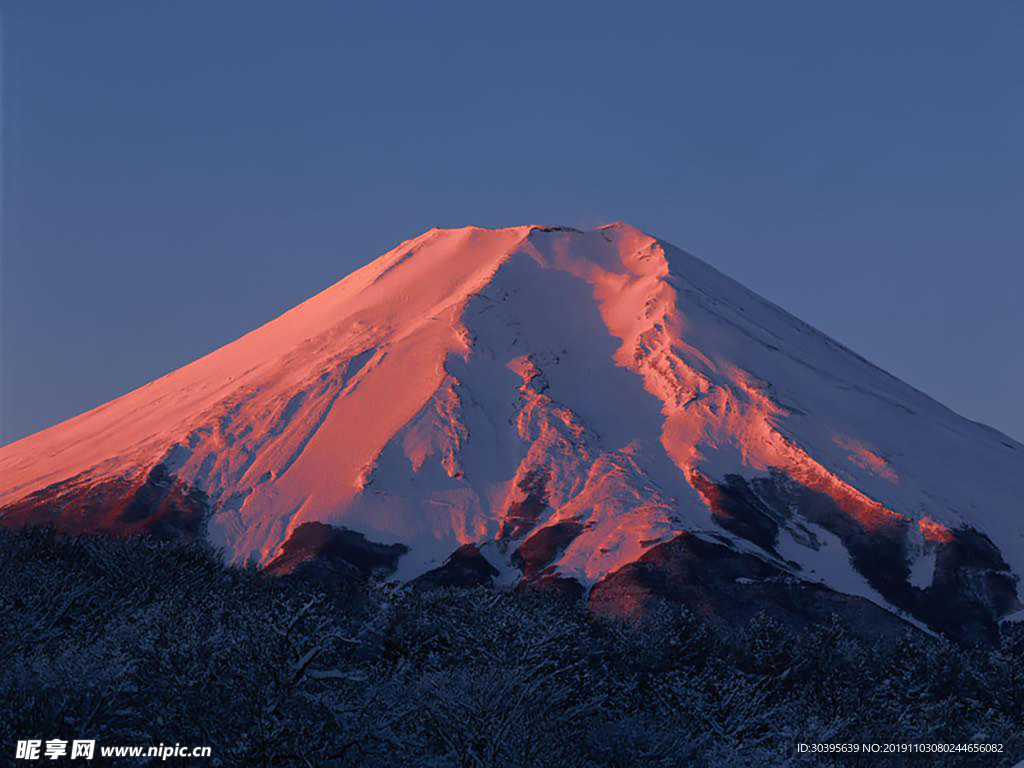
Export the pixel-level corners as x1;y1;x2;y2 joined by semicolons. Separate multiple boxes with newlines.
1;527;1021;767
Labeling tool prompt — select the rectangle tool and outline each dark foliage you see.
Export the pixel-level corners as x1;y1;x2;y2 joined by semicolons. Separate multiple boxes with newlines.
1;527;1021;767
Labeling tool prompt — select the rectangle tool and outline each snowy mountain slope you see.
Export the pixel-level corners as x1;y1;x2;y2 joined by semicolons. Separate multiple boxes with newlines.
1;223;1020;640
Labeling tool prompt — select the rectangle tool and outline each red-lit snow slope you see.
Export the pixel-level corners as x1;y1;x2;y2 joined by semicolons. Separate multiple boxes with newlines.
1;224;1021;640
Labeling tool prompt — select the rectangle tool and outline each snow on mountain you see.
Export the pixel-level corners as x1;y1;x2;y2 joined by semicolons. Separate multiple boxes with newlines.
1;223;1020;640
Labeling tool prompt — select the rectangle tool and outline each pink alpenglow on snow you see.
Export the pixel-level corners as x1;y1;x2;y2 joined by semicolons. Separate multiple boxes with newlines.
1;223;1021;639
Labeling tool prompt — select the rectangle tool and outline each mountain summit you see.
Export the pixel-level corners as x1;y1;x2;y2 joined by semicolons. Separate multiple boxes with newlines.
2;223;1020;641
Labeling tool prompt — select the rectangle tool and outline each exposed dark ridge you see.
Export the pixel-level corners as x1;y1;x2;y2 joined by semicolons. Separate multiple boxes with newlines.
589;532;782;624
589;532;914;646
914;527;1019;645
264;521;407;579
691;471;780;555
512;520;584;581
414;544;499;589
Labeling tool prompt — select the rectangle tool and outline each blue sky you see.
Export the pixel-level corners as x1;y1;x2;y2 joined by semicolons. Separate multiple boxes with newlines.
2;0;1022;443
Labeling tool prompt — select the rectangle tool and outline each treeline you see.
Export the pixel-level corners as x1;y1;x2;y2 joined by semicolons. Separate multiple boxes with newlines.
0;527;1021;767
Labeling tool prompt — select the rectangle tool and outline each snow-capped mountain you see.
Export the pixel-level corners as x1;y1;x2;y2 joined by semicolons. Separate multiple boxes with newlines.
2;223;1020;641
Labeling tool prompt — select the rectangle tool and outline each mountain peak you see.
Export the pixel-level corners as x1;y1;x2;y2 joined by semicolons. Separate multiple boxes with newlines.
1;223;1020;641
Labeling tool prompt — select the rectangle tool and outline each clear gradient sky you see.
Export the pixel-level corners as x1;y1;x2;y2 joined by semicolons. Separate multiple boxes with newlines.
1;1;1022;445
